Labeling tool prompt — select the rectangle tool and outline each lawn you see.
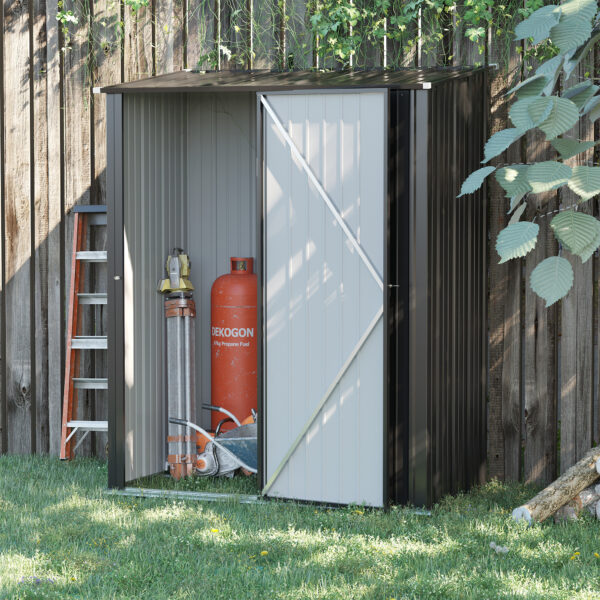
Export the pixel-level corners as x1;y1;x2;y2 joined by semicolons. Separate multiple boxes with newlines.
1;456;599;599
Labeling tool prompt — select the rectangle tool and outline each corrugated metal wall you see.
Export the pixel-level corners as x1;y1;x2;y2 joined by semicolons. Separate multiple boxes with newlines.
417;73;487;505
263;92;385;506
123;93;188;481
123;92;257;481
187;93;257;425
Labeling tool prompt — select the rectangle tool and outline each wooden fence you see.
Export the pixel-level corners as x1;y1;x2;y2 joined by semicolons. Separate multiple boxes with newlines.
0;0;597;485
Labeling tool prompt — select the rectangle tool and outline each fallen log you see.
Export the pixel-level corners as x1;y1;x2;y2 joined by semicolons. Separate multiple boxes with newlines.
513;446;600;524
553;485;600;523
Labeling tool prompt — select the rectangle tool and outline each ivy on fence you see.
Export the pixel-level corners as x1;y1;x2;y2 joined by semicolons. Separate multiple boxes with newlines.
56;0;554;85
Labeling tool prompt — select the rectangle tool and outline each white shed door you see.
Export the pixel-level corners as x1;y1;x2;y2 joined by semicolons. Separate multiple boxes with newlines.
262;91;385;507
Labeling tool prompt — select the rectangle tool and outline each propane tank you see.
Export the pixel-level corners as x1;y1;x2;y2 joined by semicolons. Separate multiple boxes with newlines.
211;257;257;432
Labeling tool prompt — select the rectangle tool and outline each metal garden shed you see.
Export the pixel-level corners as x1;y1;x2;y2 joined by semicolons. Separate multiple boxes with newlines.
101;68;488;508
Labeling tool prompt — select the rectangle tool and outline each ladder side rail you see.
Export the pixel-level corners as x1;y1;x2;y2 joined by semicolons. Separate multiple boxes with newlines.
60;213;87;459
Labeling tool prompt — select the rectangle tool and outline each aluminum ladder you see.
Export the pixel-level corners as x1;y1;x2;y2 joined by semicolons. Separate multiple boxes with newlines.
60;205;108;460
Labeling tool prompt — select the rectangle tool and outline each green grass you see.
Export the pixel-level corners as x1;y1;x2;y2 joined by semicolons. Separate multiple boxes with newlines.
131;471;259;495
1;456;600;599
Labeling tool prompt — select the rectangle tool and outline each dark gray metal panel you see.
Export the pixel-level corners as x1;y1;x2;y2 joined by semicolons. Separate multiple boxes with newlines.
100;68;489;94
418;71;487;506
107;93;125;489
387;90;411;505
409;90;430;507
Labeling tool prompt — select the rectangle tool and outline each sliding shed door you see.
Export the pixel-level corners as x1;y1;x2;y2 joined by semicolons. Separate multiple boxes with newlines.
261;91;386;506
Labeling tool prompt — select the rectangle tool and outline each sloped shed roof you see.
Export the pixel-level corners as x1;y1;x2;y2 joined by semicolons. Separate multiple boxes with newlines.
100;67;486;93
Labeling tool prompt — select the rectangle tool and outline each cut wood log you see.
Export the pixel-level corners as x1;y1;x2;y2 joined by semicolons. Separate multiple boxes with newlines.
513;446;600;524
553;485;600;523
553;505;578;523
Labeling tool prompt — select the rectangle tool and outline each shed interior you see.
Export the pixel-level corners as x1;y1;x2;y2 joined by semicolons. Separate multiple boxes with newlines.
122;92;258;482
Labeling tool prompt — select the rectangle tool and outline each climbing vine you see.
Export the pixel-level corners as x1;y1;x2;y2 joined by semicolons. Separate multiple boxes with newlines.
56;0;563;79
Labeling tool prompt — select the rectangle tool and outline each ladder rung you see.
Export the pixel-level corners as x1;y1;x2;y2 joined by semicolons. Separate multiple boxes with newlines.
72;205;107;214
76;251;107;262
66;420;108;432
71;336;107;350
73;378;108;390
77;293;107;305
88;213;107;227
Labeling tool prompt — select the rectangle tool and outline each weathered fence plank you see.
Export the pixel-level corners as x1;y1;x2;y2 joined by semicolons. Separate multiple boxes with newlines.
4;0;33;454
523;194;557;485
252;0;278;68
501;121;525;483
487;33;522;482
63;0;94;456
559;65;595;473
33;0;50;453
187;0;214;69
46;0;62;457
124;5;154;81
91;0;121;457
156;0;185;73
523;131;558;486
0;0;4;454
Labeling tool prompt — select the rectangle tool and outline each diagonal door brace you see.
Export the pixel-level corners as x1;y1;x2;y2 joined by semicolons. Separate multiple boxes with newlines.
260;94;384;291
262;307;383;496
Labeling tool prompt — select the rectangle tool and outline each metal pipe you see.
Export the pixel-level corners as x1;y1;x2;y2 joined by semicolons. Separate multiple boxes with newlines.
165;294;197;478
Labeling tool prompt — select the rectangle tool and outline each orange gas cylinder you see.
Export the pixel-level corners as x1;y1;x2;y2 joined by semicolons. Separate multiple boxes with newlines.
211;257;257;432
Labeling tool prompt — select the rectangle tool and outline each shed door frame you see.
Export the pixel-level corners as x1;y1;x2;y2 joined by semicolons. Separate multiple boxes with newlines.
257;88;389;506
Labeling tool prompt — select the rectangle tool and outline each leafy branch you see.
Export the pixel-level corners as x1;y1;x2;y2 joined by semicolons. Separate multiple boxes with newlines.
459;0;600;306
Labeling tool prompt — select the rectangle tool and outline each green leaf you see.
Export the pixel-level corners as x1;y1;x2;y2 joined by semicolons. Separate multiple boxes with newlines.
554;20;593;53
495;165;532;197
563;27;600;79
509;202;528;225
550;0;597;53
551;210;599;254
578;220;600;262
536;97;580;140
457;166;495;197
583;96;600;122
526;161;572;193
536;55;564;96
530;256;574;307
567;166;600;201
483;128;523;163
551;138;596;160
496;222;539;263
560;0;597;22
509;97;553;132
514;4;561;44
562;81;599;110
505;74;549;99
